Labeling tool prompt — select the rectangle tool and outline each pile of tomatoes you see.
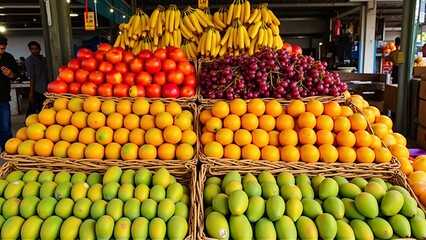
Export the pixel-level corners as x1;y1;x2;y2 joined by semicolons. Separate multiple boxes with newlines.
48;44;197;98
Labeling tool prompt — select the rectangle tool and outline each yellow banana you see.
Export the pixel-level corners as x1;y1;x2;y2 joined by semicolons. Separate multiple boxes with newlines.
233;0;241;22
180;21;194;40
249;34;258;55
249;21;262;39
123;29;130;47
150;6;161;29
219;27;231;46
219;43;228;56
174;8;181;30
197;33;206;56
266;27;273;48
240;0;245;25
257;26;265;47
132;40;142;54
188;9;203;34
227;26;235;50
119;23;125;31
268;9;280;25
204;8;213;21
205;28;213;54
223;9;229;25
237;23;244;50
176;29;182;46
226;2;235;25
243;0;251;24
261;6;271;25
153;34;159;47
113;34;122;47
165;7;172;32
243;27;250;49
213;11;226;30
233;23;239;50
270;24;279;36
157;13;163;36
183;11;197;33
195;8;214;27
127;14;135;37
247;8;258;24
164;31;171;46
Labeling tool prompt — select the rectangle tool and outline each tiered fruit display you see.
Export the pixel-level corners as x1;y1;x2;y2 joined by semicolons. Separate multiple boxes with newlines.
202;170;426;239
5;97;196;161
47;44;197;99
380;42;396;54
200;97;393;164
0;166;191;240
199;47;348;100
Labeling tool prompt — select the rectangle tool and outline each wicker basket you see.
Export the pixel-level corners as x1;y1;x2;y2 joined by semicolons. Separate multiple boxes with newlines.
196;164;424;240
0;161;197;240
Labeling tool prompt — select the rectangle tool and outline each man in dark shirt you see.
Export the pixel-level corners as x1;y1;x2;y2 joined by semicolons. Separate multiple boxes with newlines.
0;34;18;152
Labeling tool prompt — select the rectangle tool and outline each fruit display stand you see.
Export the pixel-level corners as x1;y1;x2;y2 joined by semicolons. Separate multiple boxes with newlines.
197;164;426;239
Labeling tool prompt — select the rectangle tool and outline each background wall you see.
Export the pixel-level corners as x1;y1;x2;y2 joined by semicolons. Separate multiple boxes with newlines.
6;35;46;61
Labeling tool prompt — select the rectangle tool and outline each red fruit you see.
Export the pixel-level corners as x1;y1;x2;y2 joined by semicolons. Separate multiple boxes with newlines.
74;69;90;84
105;48;123;64
138;49;153;60
183;74;197;87
97;83;114;97
145;83;162;98
114;62;129;75
177;61;194;75
88;71;105;85
168;48;185;62
122;51;136;64
93;50;107;62
162;83;180;98
162;59;177;73
129;85;146;98
113;83;129;97
129;58;144;73
58;68;74;83
105;70;123;86
76;48;93;60
180;85;195;97
97;61;114;74
122;72;136;86
135;71;152;87
153;71;167;86
81;57;98;72
48;80;68;93
97;43;112;51
68;82;82;94
154;48;168;61
292;45;303;55
81;82;98;96
166;69;184;85
67;58;81;71
145;57;162;75
282;42;293;54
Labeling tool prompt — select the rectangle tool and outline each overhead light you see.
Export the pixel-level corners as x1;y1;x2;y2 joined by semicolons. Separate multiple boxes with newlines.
0;26;6;33
66;0;70;3
122;15;126;18
70;13;78;17
110;8;114;13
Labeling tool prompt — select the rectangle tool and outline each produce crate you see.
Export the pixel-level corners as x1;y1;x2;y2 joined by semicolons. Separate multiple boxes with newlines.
197;164;425;240
0;161;197;240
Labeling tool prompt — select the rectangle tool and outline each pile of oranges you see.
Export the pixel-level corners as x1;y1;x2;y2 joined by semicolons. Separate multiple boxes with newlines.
5;96;197;161
200;95;404;163
399;155;426;207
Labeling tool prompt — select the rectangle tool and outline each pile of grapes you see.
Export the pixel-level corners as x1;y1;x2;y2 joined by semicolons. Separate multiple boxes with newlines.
199;48;348;100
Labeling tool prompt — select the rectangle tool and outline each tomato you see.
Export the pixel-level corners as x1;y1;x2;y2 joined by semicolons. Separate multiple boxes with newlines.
122;51;135;64
113;83;130;97
145;57;162;74
93;50;107;62
166;69;184;85
98;43;112;51
135;71;152;87
67;58;81;71
162;83;180;98
81;82;98;96
154;48;168;61
166;46;178;55
76;48;93;60
58;65;68;72
153;71;167;86
74;69;90;84
114;46;125;54
122;72;136;86
105;48;123;64
168;48;185;62
98;61;114;74
162;59;176;73
183;74;197;87
97;83;114;97
138;49;153;60
114;62;129;75
292;45;303;55
282;42;293;54
177;61;194;75
58;68;74;83
81;57;98;72
145;83;162;98
106;70;123;85
88;71;105;85
48;80;68;93
129;58;144;73
68;82;82;94
129;85;146;98
180;85;196;97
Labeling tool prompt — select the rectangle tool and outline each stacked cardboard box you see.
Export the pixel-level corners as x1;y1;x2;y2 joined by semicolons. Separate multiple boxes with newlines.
417;75;426;149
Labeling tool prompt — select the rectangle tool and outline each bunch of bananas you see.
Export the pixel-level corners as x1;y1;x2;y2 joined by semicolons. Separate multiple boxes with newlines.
197;27;221;59
181;39;198;59
254;3;280;26
212;7;228;31
218;19;250;57
227;0;251;25
132;36;154;54
181;6;215;37
114;9;150;50
248;22;282;55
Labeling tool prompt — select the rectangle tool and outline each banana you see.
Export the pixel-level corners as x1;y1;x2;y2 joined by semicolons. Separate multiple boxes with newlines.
174;7;181;30
127;15;135;37
219;43;228;56
266;27;273;48
211;30;217;57
227;1;235;25
164;31;171;46
180;20;194;40
239;0;245;25
204;8;213;21
261;5;271;25
233;22;239;49
268;9;280;25
220;27;231;46
197;32;206;56
237;23;244;50
227;26;235;50
118;23;125;31
257;25;265;47
233;0;241;22
253;9;262;23
247;8;258;24
243;0;251;24
249;33;258;55
213;11;226;30
188;9;203;34
183;11;197;33
205;28;213;54
195;8;214;27
243;27;250;49
114;34;122;47
270;24;279;36
248;21;262;40
165;6;172;32
150;6;161;29
157;13;163;36
123;29;130;47
153;34;159;47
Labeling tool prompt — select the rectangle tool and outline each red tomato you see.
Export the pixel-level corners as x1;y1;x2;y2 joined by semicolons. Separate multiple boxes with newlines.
129;85;146;98
122;72;136;86
180;85;196;97
135;71;152;87
106;70;123;86
166;69;184;85
98;43;112;51
122;51;135;64
58;65;68;72
68;82;82;94
166;46;178;55
145;83;162;98
154;48;168;61
183;74;197;87
105;48;123;64
81;58;98;72
162;83;180;98
153;71;167;86
145;57;162;75
74;69;90;84
58;68;74;83
292;45;303;55
93;50;107;62
88;71;105;85
114;62;129;75
48;80;68;93
81;82;98;96
97;83;114;97
114;47;125;54
138;49;154;60
76;48;93;60
98;61;114;74
129;58;144;73
162;59;177;73
67;58;81;71
282;42;293;54
168;48;185;62
113;83;129;97
177;61;195;75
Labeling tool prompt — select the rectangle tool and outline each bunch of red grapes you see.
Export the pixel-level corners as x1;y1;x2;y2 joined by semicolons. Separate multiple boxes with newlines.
199;48;348;100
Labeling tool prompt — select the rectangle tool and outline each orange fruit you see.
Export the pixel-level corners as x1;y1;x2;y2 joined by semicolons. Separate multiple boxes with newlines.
67;142;86;159
375;115;393;129
241;113;259;131
234;129;252;146
174;113;192;131
121;143;139;160
149;101;166;117
349;113;367;131
55;109;73;126
251;129;269;148
138;144;158;160
165;102;182;116
369;135;382;149
354;130;372;147
176;143;194;160
365;106;381;118
155;112;174;130
337;146;356;163
163;125;183;144
268;131;280;147
224;144;241;160
279;129;298;146
157;143;176;160
5;138;23;154
107;112;124;130
83;96;102;113
356;147;375;163
318;144;338;163
242;144;261;160
105;142;122;159
45;124;63;143
306;99;324;117
116;99;133;116
17;139;36;156
362;109;376;124
205;117;223;133
199;109;213;125
53;98;69;111
392;132;407;146
124;114;140;131
299;144;319;163
204;141;224;158
140;115;156;131
362;100;369;108
16;127;28;140
398;157;414;176
26;122;47;141
258;115;275;132
201;132;216;146
101;99;117;116
215;128;234;146
132;98;150;116
316;115;334;131
181;130;197;145
71;111;88;129
211;101;230;118
280;145;300;162
52;140;71;158
323;101;341;118
223;114;241;131
25;114;39;127
410;181;426;197
95;126;114;145
84;142;105;159
265;100;283;117
389;143;409;158
67;98;84;112
60;125;79;143
298;112;316;129
145;128;164;147
181;110;194;122
420;193;426;206
340;106;354;117
316;130;334;145
351;97;365;110
261;145;280;162
87;112;106;129
298;128;317;145
336;130;356;147
276;114;295;131
374;147;393;163
382;134;397;147
113;128;130;145
129;128;146;146
78;127;96;145
229;98;247;116
247;99;266;117
286;100;305;118
38;108;57;126
333;116;351;133
409;171;426;184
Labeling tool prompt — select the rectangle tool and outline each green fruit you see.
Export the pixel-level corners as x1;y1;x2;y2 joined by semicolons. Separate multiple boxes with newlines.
4;180;25;199
1;216;25;240
20;215;43;240
149;184;166;203
3;198;21;219
167;182;184;203
5;171;24;182
90;199;108;220
212;193;229;216
381;190;404;216
342;198;365;220
86;172;102;186
400;194;418;218
114;217;131;240
295;173;311;185
70;172;87;184
280;183;302;201
0;198;5;214
316;213;337;240
60;216;82;240
339;182;362;199
275;215;297;239
206;211;229;239
229;215;252;239
296;216;318;239
369;177;388;191
118;183;135;202
180;193;190;205
131;217;149;239
175;201;189;219
167;215;188;240
120;169;136;185
266;195;285;221
318;178;339;200
22;170;40;184
246;195;265;222
410;215;426;239
103;181;120;201
285;197;303;222
301;198;323;219
96;215;115;240
152;168;171;188
54;181;73;200
124;198;141;221
0;180;9;196
39;181;57;199
228;190;248;216
37;197;57;219
332;175;349;186
55;198;74;219
354;192;379;218
261;181;279;199
350;177;368;191
224;179;242;195
158;198;175;221
336;219;355;240
388;214;411;238
418;207;426;218
40;216;62;240
367;217;393;239
311;174;325;196
350;219;374;240
255;217;276;239
243;181;262;198
103;166;122;185
364;181;386;202
107;198;124;221
323;196;345;219
205;176;222;186
53;171;71;184
204;184;221;207
141;198;158;220
87;183;103;202
134;168;152;186
389;185;411;197
79;219;96;240
149;217;166;240
258;171;276;184
19;196;40;219
277;172;295;187
205;206;214;219
38;171;55;184
221;171;241;191
73;198;92;219
22;181;41;198
242;173;258;185
297;182;315;199
134;184;150;202
71;181;90;201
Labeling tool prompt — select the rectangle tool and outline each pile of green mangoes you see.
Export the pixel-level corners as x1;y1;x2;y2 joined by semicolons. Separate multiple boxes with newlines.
203;171;426;239
0;166;190;240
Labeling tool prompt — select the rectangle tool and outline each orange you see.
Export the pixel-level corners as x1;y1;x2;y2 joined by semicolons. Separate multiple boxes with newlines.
201;132;215;146
268;130;280;147
389;143;409;158
16;127;28;140
116;99;133;116
215;128;234;146
149;101;165;117
84;142;105;159
129;128;146;146
375;115;393;129
211;101;230;118
17;139;36;156
362;109;376;124
323;101;341;118
205;117;223;133
241;144;261;160
251;129;269;148
365;106;381;118
199;109;213;125
286;100;305;118
409;171;426;184
26;122;47;141
369;135;382;149
67;142;86;159
138;144;157;160
298;128;317;145
349;113;368;131
280;145;300;162
53;98;69;111
247;98;266;117
165;102;182;116
421;193;426;206
411;182;426;197
55;109;73;126
38;108;57;126
336;130;356;147
52;140;71;158
174;113;192;131
362;100;369;108
113;128;130;145
276;114;295;131
374;147;393;163
279;129;298;146
265;100;283;117
107;112;124;130
224;144;241;160
261;145;280;161
157;143;176;160
392;132;407;146
121;143;139;160
342;90;351;99
340;106;354;117
87;112;106;129
176;143;194;160
105;143;122;160
351;97;365;110
78;127;96;145
163;125;183;144
25;114;39;127
155;112;174;130
382;134;397;147
318;144;338;163
354;130;373;147
257;115;275;132
297;112;316;129
45;124;63;143
234;129;252;146
398;157;413;176
140;115;156;131
204;141;224;158
67;98;84;113
316;115;334;131
316;130;334;145
123;114;140;131
229;98;247;116
181;130;197;145
299;144;319;163
132;98;150;116
71;111;88;129
241;113;259;131
333;116;351;133
83;96;102;113
306;99;324;117
223;114;241;131
145;128;164;147
60;125;79;143
337;147;356;163
95;126;114;145
5;138;23;154
101;99;117;116
182;110;194;122
356;147;375;163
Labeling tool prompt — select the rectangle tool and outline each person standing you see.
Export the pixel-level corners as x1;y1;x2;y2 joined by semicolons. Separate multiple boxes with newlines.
25;41;49;117
388;37;401;84
0;34;18;152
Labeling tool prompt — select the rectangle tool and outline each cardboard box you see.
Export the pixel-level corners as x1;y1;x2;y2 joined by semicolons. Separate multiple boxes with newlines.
413;67;426;78
384;84;398;112
417;125;426;151
419;99;426;127
420;80;426;100
368;100;384;113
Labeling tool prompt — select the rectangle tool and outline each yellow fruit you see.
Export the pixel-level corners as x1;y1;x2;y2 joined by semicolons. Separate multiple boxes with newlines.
156;112;174;130
247;99;266;117
101;99;117;116
53;98;69;111
45;124;63;143
204;141;224;158
163;125;183;144
25;114;39;127
150;101;166;116
211;101;230;118
34;139;54;157
67;98;84;112
165;102;182;116
176;143;194;160
83;96;102;113
174;113;192;131
132;99;149;115
116;99;133;116
38;108;57;126
5;138;23;154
